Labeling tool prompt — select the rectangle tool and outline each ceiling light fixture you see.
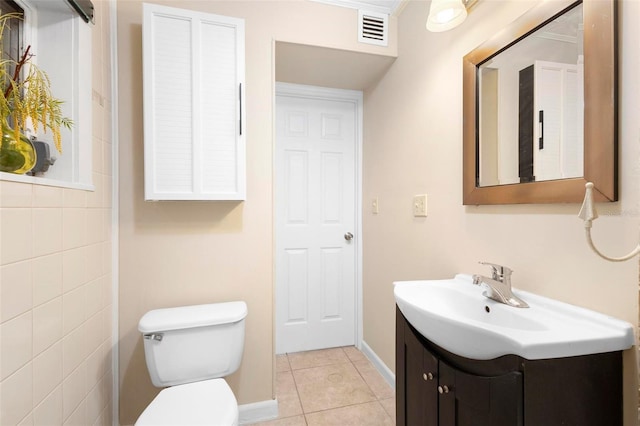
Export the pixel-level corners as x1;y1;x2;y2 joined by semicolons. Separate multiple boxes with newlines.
426;0;476;32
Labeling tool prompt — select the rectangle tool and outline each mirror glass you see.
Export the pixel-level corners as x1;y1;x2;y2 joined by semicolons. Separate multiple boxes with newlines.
478;4;583;187
463;0;617;205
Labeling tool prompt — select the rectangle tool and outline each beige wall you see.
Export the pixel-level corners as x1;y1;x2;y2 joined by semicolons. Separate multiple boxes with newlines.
0;1;114;425
116;1;397;424
363;0;639;424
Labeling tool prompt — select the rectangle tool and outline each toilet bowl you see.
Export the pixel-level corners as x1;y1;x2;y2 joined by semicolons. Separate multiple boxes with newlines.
135;301;247;426
136;379;238;425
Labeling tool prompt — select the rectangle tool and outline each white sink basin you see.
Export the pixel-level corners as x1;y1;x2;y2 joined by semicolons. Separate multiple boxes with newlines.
394;274;635;360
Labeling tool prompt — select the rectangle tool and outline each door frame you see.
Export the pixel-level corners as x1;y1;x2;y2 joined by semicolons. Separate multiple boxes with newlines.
274;82;363;351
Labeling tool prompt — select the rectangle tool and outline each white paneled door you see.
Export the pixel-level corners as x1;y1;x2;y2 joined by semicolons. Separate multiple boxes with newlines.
275;85;359;354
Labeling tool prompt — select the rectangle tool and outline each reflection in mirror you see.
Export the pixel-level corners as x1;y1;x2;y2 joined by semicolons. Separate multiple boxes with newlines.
462;0;617;205
478;4;583;187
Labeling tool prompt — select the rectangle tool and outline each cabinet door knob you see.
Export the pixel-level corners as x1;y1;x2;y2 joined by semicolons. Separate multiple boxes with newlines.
423;372;434;381
438;385;450;394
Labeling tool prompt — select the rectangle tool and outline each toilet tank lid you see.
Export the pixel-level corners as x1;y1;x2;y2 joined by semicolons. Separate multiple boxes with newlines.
138;301;247;333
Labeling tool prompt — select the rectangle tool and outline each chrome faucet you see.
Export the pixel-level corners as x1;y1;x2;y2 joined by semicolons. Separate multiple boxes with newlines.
472;262;529;308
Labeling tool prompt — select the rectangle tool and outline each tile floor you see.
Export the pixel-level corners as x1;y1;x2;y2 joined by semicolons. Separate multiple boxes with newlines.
249;347;396;426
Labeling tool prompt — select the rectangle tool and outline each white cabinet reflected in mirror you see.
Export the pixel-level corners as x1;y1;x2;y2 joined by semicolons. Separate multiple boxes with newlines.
478;4;583;187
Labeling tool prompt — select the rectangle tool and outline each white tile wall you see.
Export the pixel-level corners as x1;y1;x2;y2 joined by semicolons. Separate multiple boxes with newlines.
0;312;32;380
33;386;63;425
0;1;113;424
32;297;62;356
0;363;33;425
33;341;63;406
32;254;63;306
1;209;33;264
1;260;33;322
33;208;63;257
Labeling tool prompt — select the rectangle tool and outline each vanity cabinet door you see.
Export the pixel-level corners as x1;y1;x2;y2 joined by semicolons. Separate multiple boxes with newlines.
438;362;523;426
400;313;438;426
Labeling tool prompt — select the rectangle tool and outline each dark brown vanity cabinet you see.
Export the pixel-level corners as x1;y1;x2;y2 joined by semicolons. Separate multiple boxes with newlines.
396;308;623;426
397;309;522;426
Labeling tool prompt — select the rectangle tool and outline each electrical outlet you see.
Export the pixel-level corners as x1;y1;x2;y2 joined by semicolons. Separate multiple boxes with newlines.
372;197;379;214
413;194;427;217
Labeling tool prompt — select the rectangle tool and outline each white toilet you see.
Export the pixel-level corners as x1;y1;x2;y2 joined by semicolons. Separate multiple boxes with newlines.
135;301;248;426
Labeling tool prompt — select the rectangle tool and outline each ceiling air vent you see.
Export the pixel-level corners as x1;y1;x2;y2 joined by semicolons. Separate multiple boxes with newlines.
358;9;388;47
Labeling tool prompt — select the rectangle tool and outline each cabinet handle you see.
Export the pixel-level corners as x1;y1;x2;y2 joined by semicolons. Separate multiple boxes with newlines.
438;385;450;394
538;110;544;150
239;83;243;136
423;372;434;381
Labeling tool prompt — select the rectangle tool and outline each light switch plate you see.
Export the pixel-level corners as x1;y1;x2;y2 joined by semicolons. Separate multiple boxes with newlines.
413;194;427;217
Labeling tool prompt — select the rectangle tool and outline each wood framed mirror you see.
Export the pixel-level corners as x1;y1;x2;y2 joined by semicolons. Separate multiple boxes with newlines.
463;0;617;205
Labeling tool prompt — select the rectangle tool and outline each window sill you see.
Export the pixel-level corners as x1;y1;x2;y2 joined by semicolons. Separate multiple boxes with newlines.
0;171;95;191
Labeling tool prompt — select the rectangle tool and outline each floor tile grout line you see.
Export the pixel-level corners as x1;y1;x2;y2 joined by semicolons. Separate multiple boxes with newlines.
351;355;378;400
302;399;387;416
291;347;365;418
348;349;394;403
291;360;352;373
346;359;395;424
276;347;393;424
286;352;307;424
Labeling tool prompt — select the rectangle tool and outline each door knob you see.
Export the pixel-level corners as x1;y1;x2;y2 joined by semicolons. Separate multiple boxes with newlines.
344;232;354;241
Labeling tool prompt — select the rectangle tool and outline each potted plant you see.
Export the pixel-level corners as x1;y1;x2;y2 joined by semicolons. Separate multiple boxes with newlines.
0;12;72;174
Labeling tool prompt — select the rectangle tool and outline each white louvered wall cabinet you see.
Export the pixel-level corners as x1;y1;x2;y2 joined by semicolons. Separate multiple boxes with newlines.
143;3;246;200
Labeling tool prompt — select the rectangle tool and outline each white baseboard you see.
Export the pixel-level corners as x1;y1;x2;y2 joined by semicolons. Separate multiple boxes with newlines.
360;340;395;390
238;399;278;425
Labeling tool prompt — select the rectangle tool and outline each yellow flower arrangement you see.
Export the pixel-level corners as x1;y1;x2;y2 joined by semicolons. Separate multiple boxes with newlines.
0;12;72;173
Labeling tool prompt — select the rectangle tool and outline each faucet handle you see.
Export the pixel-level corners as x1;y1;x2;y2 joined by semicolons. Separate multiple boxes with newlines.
479;262;512;279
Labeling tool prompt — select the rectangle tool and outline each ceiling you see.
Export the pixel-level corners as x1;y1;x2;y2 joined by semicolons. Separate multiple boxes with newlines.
275;41;396;90
311;0;407;16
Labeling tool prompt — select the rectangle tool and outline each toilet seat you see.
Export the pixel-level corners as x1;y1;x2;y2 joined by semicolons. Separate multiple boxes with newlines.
135;378;239;426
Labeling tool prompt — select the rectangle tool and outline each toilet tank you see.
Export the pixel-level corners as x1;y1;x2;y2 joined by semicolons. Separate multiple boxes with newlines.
139;301;247;387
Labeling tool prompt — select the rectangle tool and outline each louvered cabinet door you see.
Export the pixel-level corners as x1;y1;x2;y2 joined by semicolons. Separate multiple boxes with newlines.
143;4;246;201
